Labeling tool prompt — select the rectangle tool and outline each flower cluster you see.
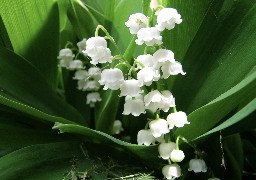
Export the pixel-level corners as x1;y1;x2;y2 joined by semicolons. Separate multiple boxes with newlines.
57;1;219;179
58;39;102;108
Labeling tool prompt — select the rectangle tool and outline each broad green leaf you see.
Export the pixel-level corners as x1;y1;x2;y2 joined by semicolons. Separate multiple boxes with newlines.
0;142;106;179
0;0;59;88
0;47;85;125
176;70;256;140
0;123;66;150
223;134;244;180
68;0;100;39
170;0;256;113
53;124;160;167
0;16;12;50
197;97;256;139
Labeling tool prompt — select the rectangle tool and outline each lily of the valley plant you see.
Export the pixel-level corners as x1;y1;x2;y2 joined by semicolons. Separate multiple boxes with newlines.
0;0;255;179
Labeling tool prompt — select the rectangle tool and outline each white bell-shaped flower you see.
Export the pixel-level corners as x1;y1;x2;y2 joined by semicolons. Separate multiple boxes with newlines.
123;95;146;116
158;142;176;160
136;54;154;69
86;92;102;107
149;119;169;138
77;80;100;91
150;0;159;10
161;90;176;112
112;120;124;135
88;67;101;81
84;36;113;65
144;90;163;113
156;134;165;143
188;159;207;173
99;68;124;90
137;67;160;86
77;38;87;52
156;8;182;31
161;61;186;79
162;164;181;179
73;70;89;80
170;149;185;162
67;60;84;70
137;129;155;146
83;80;100;91
58;48;74;61
125;13;147;35
167;111;189;129
120;79;142;97
136;27;162;46
59;59;73;68
153;49;175;70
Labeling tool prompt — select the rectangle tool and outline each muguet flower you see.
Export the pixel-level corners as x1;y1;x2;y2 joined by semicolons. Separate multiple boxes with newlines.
136;27;162;46
144;90;163;113
137;129;155;146
77;38;87;52
170;149;185;162
161;61;186;79
99;68;124;90
123;94;146;116
77;80;100;91
161;90;176;112
120;79;142;97
88;67;101;81
150;0;159;10
58;48;74;61
112;120;124;134
167;111;189;129
86;92;102;107
144;90;174;113
59;59;72;69
156;8;182;31
158;142;176;160
136;54;154;69
67;60;83;70
125;13;147;34
73;70;89;80
137;67;160;86
162;164;181;179
84;36;113;65
188;159;207;173
149;119;169;138
58;48;74;68
153;49;175;70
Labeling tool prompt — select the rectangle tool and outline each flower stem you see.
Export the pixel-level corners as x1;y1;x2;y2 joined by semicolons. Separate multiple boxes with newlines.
95;25;121;54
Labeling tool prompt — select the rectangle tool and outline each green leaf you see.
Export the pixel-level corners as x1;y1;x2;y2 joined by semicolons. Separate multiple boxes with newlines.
0;142;106;179
197;97;256;139
0;0;59;88
0;47;85;125
169;0;256;114
53;124;160;167
176;70;256;140
0;16;13;50
68;0;100;39
223;134;244;180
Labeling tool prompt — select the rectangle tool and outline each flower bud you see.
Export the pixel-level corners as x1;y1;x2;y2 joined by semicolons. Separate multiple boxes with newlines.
170;149;185;162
